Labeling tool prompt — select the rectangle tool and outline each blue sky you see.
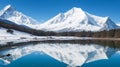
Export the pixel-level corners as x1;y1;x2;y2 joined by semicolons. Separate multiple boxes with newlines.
0;0;120;23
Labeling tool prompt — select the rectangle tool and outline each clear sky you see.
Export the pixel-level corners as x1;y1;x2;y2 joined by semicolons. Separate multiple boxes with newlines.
0;0;120;23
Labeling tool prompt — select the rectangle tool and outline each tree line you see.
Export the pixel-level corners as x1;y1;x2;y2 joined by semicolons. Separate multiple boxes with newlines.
43;29;120;38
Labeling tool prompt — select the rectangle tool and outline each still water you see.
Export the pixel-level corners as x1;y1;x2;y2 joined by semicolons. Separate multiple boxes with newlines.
0;40;120;67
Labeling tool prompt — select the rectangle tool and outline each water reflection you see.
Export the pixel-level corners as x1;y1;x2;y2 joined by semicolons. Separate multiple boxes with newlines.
82;51;120;67
6;51;67;67
0;40;120;67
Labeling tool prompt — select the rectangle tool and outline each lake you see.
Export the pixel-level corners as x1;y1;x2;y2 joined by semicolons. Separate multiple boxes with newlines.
0;40;120;67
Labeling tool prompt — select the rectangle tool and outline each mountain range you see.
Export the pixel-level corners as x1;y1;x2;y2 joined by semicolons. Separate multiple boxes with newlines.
0;5;38;25
0;5;119;36
39;7;119;32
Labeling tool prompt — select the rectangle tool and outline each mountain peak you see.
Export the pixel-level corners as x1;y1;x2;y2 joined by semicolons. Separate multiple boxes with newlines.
3;5;15;11
72;7;83;11
104;16;111;22
0;5;38;25
65;7;86;17
69;7;85;13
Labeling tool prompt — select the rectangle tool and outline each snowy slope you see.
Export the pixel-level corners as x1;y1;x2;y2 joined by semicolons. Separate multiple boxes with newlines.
39;7;119;32
0;16;33;38
0;18;36;37
0;5;38;25
0;27;32;37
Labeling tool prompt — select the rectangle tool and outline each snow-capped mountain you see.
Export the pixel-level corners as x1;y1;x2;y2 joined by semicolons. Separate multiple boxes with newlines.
0;5;38;25
0;5;119;32
39;7;119;32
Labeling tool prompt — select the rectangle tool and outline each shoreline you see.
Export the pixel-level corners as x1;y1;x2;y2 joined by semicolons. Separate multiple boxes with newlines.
89;38;120;41
0;36;120;46
0;36;120;41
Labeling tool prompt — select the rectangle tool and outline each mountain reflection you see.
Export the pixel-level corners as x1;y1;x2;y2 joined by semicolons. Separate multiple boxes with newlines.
0;40;119;67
